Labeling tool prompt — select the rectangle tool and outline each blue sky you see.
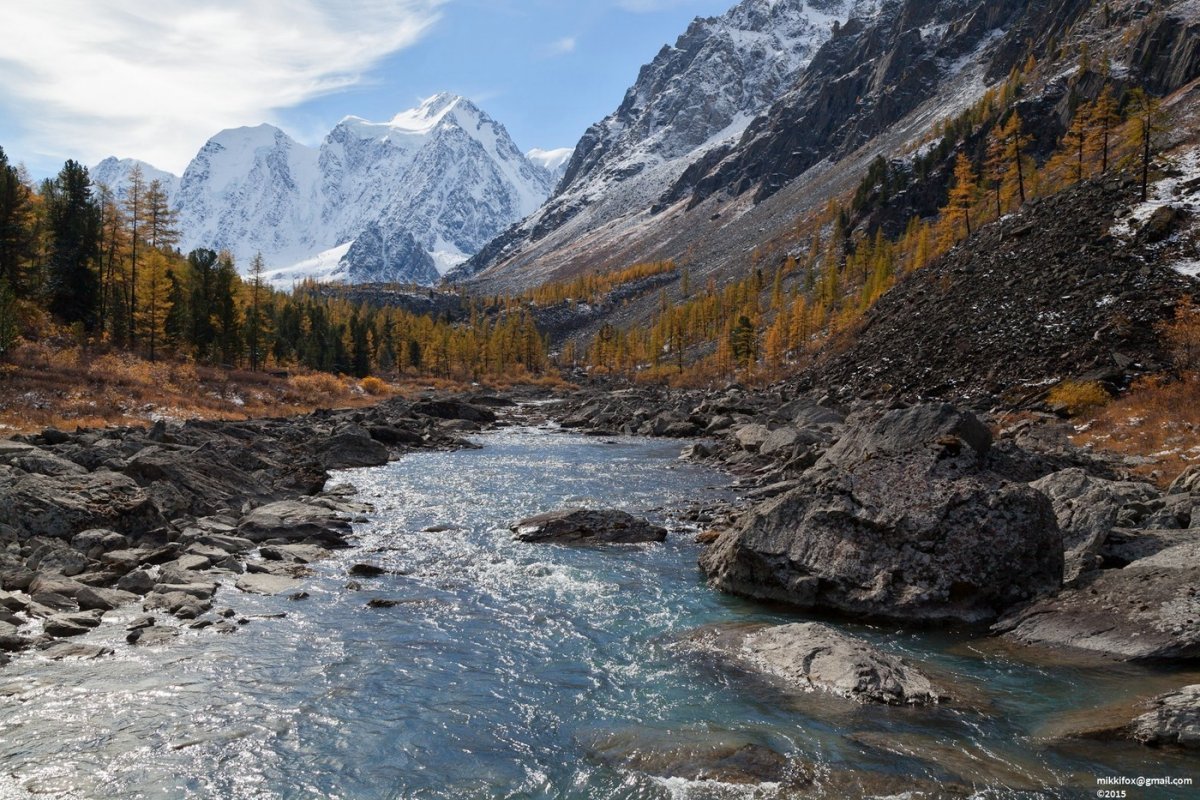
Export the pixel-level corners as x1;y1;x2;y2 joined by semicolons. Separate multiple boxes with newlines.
0;0;733;179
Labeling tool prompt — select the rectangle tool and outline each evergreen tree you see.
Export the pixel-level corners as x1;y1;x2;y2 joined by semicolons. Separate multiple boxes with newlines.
730;315;757;367
163;267;189;352
0;277;17;357
214;252;242;366
45;160;100;330
188;248;222;361
0;147;34;296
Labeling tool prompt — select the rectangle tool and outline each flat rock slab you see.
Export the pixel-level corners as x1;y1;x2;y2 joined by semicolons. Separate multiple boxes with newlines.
41;642;113;661
692;622;946;706
235;573;303;596
511;509;667;544
1131;684;1200;748
995;565;1200;661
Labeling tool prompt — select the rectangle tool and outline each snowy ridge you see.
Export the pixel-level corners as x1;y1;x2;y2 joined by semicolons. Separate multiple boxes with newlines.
96;94;556;287
90;157;180;202
460;0;877;281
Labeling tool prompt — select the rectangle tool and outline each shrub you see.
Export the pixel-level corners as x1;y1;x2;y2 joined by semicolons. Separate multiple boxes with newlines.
1157;296;1200;375
287;372;348;404
1048;379;1110;415
359;376;390;396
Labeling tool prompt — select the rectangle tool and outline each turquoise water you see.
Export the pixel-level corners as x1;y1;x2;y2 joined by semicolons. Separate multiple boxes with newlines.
0;427;1197;799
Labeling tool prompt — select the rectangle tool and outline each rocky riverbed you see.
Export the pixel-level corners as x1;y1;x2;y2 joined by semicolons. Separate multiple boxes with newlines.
1;383;1198;796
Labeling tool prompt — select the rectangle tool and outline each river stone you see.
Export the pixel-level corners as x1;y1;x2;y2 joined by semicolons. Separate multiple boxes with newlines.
27;573;88;599
699;622;945;706
1029;469;1160;583
116;569;157;594
758;427;802;456
75;585;137;612
412;398;497;424
1130;685;1200;748
733;424;772;452
43;610;103;638
318;426;390;470
41;642;113;660
127;625;180;647
994;565;1200;661
1101;528;1200;566
1169;465;1200;495
511;509;667;544
586;729;805;787
260;544;328;564
702;405;1061;624
70;529;128;560
144;591;211;620
235;573;302;596
238;500;352;545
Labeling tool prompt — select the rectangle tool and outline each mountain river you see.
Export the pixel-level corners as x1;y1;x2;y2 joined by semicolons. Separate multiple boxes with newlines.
1;427;1197;799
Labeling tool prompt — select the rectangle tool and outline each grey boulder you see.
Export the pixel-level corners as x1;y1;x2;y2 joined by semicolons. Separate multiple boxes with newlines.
512;509;667;544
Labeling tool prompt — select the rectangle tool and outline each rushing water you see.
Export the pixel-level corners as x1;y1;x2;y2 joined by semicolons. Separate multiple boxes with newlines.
1;427;1198;799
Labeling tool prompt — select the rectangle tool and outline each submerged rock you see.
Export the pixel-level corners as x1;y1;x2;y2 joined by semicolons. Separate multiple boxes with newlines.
511;509;667;544
701;405;1062;623
692;622;946;706
586;728;805;787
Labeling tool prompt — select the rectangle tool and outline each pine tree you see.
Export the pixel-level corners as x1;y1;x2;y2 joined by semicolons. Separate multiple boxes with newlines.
188;248;219;361
213;251;242;366
0;147;34;296
45;160;100;330
163;268;189;352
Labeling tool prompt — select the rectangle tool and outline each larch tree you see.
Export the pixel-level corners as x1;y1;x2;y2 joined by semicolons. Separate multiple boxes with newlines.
246;252;269;371
1001;111;1032;206
136;248;171;361
1124;88;1167;202
1087;88;1119;173
122;164;146;345
144;179;179;251
948;152;978;239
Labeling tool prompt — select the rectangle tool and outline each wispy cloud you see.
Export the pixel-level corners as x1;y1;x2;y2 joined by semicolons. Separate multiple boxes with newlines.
543;36;578;57
0;0;444;173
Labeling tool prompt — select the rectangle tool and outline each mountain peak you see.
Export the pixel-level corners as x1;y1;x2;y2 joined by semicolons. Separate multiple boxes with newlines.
389;93;476;133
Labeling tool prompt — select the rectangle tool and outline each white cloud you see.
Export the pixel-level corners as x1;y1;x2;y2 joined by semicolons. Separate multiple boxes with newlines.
544;36;577;57
0;0;444;174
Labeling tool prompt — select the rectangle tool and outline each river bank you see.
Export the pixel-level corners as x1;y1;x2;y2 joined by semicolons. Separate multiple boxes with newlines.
1;386;1198;796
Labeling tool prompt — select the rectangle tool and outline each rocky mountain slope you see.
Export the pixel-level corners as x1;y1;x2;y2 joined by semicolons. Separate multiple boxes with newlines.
461;0;1200;307
454;0;876;286
93;95;556;287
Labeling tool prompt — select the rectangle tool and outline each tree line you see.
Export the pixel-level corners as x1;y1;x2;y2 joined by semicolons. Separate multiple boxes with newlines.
0;156;548;380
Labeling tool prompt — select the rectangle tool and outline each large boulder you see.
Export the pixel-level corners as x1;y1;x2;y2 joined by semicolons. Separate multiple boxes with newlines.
692;622;946;706
0;470;164;539
412;399;496;424
238;500;353;546
511;509;667;544
317;426;390;470
701;405;1062;624
1029;469;1160;583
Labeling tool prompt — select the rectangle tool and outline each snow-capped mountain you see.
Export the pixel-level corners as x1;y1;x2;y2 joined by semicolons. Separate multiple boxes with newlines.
94;94;559;286
527;148;574;188
459;0;878;283
90;157;179;201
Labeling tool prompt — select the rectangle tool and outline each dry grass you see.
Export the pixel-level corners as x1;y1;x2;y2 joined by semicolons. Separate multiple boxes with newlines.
0;342;574;436
1047;380;1111;416
1072;375;1200;486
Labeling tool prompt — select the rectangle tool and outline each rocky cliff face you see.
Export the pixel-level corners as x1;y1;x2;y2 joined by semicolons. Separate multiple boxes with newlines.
462;0;1200;300
455;0;872;284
